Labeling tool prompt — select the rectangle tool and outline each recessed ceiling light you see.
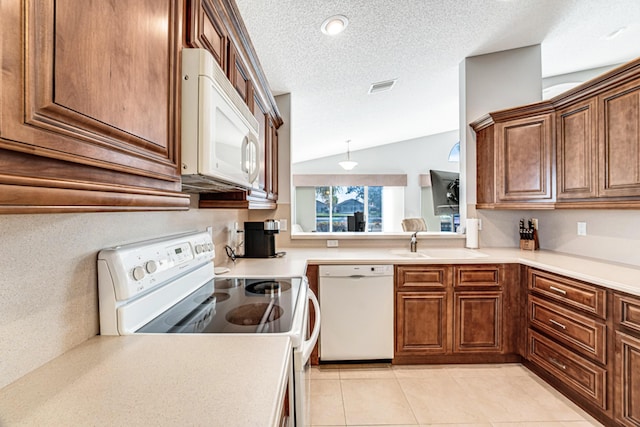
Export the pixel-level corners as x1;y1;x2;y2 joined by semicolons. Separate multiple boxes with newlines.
321;15;349;36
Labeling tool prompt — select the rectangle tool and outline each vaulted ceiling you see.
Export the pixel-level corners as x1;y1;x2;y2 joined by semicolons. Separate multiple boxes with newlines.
235;0;640;163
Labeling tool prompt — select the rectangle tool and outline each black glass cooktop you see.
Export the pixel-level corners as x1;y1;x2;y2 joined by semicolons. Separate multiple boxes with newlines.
137;277;302;334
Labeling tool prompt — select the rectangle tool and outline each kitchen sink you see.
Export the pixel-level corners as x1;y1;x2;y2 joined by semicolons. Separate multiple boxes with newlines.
389;249;430;258
419;248;488;259
390;248;488;259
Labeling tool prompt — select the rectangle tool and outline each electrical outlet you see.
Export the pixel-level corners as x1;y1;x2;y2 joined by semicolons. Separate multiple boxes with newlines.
279;219;287;231
327;239;339;247
531;218;538;229
577;222;587;236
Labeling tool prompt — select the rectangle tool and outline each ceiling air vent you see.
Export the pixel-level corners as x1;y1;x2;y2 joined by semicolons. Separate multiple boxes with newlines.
368;78;397;94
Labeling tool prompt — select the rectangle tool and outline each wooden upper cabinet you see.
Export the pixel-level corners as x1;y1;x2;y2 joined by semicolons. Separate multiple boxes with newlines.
556;99;598;200
471;105;555;209
496;113;555;203
268;121;279;199
473;57;640;209
186;0;282;209
598;77;640;198
252;90;269;196
0;0;189;212
185;0;228;70
228;43;252;105
474;122;496;207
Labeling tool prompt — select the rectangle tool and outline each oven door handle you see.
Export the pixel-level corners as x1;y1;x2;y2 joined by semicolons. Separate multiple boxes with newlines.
301;289;321;363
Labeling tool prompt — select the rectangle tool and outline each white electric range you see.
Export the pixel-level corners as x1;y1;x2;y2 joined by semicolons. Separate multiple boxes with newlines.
97;230;319;427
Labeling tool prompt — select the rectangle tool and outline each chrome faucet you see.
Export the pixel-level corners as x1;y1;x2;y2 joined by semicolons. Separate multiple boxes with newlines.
410;232;418;252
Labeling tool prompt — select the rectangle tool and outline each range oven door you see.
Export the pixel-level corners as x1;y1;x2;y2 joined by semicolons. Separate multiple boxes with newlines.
292;288;320;427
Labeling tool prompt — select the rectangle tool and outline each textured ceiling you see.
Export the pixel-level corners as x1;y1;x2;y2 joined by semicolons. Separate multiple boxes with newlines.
235;0;640;163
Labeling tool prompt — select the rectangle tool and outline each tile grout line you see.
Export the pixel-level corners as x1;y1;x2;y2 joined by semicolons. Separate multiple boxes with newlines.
337;368;347;427
391;367;421;426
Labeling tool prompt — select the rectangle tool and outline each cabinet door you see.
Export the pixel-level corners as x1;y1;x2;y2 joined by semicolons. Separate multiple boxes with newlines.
396;292;449;355
252;92;269;195
495;114;554;203
228;43;252;105
475;125;496;207
454;291;503;353
0;0;188;212
267;120;279;200
185;0;228;70
614;331;640;426
598;78;640;198
557;99;598;199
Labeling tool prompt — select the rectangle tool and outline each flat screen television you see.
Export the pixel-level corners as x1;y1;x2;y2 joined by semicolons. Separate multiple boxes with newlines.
430;170;459;216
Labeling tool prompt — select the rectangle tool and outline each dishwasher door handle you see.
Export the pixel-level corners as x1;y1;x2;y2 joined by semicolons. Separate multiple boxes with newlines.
348;275;366;279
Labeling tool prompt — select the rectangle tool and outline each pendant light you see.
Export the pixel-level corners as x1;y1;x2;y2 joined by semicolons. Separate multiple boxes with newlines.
338;140;358;170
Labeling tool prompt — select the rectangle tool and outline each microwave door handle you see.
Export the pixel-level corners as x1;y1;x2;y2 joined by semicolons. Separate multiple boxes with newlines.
246;133;259;184
241;136;249;174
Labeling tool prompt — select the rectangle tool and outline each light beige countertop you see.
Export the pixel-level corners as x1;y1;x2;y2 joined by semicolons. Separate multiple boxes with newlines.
3;245;638;425
0;335;291;427
221;247;640;296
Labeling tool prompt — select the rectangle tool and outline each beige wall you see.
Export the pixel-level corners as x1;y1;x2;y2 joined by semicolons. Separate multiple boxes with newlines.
478;209;640;267
0;197;247;389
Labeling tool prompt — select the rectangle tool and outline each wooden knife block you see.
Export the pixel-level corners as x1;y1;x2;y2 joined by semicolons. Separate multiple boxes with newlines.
520;230;539;251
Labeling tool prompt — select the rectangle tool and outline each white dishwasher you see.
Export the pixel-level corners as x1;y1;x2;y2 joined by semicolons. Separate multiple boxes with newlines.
319;264;394;361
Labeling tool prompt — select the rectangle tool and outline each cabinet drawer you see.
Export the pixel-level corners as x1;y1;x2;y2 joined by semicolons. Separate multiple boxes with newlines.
396;266;451;290
528;329;607;410
529;295;606;364
614;293;640;334
528;269;606;318
454;265;502;288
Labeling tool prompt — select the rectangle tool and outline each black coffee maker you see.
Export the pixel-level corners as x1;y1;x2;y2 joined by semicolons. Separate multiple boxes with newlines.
243;220;281;258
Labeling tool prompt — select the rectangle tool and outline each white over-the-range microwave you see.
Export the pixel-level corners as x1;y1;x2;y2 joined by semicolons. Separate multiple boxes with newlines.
181;48;260;192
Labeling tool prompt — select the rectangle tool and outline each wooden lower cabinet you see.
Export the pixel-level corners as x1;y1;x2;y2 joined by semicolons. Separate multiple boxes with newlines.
394;264;519;364
396;292;449;355
527;329;608;410
615;331;640;427
524;267;620;425
454;291;502;353
528;295;607;364
614;292;640;427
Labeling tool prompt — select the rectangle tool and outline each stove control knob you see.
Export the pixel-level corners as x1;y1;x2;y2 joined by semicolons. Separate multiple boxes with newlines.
132;266;146;281
145;260;158;274
195;244;203;254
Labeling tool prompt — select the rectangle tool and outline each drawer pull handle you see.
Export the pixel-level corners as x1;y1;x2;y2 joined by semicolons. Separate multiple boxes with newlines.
549;357;567;370
549;285;567;295
549;319;567;329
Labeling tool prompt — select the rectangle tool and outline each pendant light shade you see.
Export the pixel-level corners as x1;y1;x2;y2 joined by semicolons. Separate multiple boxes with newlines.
338;140;358;170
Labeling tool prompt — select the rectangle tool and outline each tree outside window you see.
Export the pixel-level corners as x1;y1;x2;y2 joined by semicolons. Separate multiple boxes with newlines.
315;186;382;232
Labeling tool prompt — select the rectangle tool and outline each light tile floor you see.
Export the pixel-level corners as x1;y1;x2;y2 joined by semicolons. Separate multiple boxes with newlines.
310;363;604;427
